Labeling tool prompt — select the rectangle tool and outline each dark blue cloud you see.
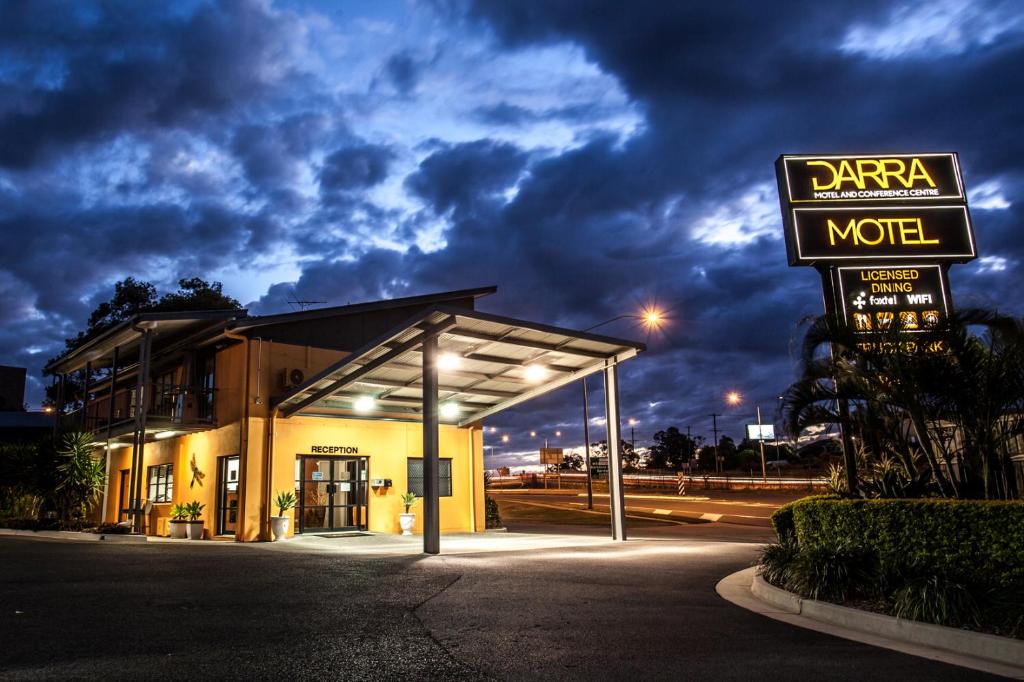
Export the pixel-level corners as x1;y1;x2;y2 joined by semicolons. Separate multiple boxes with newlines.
320;143;396;191
1;0;1022;464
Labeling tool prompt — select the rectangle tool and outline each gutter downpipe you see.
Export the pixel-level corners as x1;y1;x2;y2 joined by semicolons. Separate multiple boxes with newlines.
265;406;278;541
223;329;252;542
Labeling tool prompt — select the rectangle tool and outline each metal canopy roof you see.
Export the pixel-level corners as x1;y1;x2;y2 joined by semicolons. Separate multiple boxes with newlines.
274;305;645;427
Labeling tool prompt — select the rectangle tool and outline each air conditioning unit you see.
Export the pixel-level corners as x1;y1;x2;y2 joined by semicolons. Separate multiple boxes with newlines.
280;367;306;390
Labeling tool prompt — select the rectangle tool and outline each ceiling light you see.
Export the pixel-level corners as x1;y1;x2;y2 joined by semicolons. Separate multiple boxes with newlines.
437;352;461;371
155;430;180;440
354;396;376;413
440;402;460;419
524;364;547;382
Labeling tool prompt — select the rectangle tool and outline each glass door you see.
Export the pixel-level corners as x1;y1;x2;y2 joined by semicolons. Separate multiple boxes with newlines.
118;469;131;522
295;456;368;533
216;455;240;535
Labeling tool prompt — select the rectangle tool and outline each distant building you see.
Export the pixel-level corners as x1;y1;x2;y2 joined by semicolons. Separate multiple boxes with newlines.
0;365;27;411
0;365;54;438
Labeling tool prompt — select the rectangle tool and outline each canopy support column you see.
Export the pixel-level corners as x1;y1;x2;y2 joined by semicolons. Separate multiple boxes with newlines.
422;333;440;554
604;362;627;541
130;329;153;533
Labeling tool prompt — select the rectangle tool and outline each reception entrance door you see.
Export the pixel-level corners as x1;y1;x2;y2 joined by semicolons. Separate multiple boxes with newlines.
295;456;369;533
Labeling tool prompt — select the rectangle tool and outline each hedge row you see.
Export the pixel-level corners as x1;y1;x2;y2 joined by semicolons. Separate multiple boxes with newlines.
772;497;1024;586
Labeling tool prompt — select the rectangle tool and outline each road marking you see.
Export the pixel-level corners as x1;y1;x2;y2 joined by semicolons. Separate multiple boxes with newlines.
700;513;723;521
652;509;673;515
576;493;711;502
502;499;704;525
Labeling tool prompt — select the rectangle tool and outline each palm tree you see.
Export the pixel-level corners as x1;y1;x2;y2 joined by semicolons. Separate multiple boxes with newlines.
783;309;1024;500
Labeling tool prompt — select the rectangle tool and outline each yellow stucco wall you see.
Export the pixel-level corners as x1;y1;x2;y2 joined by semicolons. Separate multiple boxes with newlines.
98;332;486;541
249;415;484;540
100;422;239;539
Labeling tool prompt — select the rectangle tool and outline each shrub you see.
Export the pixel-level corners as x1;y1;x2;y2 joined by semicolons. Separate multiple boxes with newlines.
91;522;132;535
789;497;1024;587
485;496;502;529
786;541;878;602
757;535;800;587
0;489;43;520
893;574;979;628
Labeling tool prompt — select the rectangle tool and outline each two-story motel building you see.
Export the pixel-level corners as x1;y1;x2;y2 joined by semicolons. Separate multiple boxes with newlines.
46;287;644;549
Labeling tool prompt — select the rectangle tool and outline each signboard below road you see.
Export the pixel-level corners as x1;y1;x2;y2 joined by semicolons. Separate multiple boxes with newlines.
540;448;564;465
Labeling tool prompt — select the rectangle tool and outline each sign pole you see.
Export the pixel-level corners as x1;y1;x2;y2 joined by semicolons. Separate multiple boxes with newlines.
757;405;767;483
818;267;859;493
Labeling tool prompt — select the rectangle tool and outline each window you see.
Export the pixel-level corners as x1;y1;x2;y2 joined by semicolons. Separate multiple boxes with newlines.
407;458;452;497
147;464;174;502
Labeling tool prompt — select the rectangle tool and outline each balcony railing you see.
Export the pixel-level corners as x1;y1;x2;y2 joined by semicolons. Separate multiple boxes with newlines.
72;383;216;433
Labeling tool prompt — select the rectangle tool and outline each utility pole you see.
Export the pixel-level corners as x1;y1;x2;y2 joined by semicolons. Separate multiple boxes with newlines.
710;413;721;474
686;424;692;471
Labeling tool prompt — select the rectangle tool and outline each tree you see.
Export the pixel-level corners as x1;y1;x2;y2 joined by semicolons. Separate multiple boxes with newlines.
591;439;639;471
45;277;243;404
646;426;701;470
559;452;584;471
783;309;1024;500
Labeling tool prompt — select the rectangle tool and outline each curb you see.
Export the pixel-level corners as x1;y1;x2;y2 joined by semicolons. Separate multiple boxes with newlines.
718;566;1024;679
0;528;148;543
752;573;1024;669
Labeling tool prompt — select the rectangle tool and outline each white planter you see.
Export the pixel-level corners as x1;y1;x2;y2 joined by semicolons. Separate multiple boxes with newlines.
169;521;188;539
270;516;290;541
399;513;415;536
186;521;204;540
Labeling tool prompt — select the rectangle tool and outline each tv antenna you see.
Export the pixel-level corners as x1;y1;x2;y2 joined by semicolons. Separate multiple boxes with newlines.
286;288;327;312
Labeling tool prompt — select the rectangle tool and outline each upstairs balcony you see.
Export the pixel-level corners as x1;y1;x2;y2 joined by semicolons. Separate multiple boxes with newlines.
70;383;217;440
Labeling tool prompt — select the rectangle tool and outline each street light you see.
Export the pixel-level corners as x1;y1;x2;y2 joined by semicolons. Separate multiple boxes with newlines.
628;418;638;450
727;391;768;483
579;307;666;509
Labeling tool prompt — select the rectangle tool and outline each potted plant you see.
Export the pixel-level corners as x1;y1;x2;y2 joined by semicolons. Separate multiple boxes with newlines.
169;503;188;539
271;490;296;541
184;501;205;540
399;492;418;536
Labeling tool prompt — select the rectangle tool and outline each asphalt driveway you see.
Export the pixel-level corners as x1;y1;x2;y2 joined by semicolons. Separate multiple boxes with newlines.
0;535;1001;681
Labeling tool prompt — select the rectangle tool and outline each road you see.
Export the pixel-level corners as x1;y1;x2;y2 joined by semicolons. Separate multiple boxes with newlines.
0;535;996;681
489;488;804;528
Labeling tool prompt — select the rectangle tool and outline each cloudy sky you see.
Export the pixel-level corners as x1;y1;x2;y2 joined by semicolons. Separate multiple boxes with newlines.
2;0;1022;469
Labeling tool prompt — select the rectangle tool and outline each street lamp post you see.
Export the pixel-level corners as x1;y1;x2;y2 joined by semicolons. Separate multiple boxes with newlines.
580;307;664;507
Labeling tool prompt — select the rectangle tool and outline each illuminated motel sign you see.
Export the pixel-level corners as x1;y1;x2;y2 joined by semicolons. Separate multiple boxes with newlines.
775;152;976;336
787;205;975;265
778;153;965;204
